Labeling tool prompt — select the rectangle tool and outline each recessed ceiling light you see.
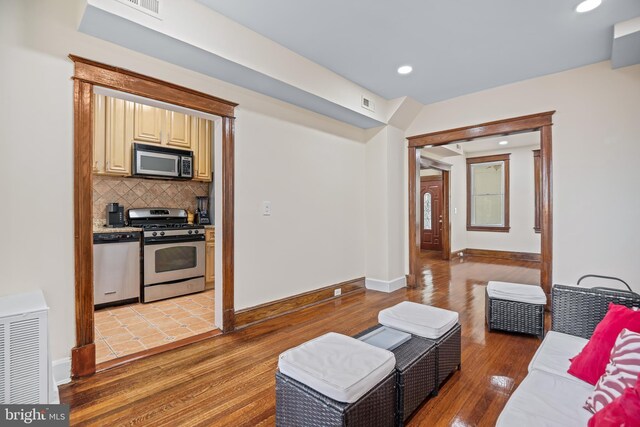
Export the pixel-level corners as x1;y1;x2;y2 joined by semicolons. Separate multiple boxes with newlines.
397;65;413;75
576;0;601;13
498;140;509;145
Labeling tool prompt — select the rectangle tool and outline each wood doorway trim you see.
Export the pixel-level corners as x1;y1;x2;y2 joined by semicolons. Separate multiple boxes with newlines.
419;174;450;260
70;55;238;378
407;111;554;302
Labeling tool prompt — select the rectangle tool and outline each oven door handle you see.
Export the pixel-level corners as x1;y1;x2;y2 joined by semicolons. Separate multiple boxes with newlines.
144;236;205;245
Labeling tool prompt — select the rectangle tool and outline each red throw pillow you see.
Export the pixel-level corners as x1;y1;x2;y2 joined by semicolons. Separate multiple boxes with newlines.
588;379;640;427
568;303;640;385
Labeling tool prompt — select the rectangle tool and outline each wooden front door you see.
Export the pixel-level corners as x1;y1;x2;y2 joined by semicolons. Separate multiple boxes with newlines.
421;178;443;251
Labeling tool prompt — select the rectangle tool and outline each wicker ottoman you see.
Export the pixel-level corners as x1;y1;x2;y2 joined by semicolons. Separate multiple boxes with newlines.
354;325;437;424
379;302;461;392
276;332;397;427
485;281;546;339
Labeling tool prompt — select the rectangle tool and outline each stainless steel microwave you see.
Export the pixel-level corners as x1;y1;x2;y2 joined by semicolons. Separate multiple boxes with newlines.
132;143;193;180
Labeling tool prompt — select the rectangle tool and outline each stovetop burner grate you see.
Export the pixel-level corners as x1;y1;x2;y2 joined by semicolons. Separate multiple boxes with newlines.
140;223;204;230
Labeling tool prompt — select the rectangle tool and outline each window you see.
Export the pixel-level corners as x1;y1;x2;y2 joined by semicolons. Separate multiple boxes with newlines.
423;192;432;230
533;149;541;233
466;154;510;232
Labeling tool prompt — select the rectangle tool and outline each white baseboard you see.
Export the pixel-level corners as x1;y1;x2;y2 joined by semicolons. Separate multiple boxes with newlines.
53;357;71;386
365;276;407;293
50;357;71;404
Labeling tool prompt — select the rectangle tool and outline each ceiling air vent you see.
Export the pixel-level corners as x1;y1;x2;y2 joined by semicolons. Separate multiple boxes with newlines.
361;95;375;112
115;0;162;19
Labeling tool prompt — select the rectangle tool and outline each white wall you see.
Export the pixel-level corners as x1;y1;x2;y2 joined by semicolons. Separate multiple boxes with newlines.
447;155;468;253
407;61;640;290
456;145;541;254
365;128;390;280
0;0;367;363
234;108;365;309
364;125;406;286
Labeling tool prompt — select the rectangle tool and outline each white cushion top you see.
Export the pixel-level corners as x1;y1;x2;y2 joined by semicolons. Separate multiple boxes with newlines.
528;331;590;384
487;281;547;304
278;332;395;403
496;370;593;427
378;301;458;339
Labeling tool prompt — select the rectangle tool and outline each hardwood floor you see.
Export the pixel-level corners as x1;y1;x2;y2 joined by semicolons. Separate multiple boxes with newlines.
60;253;543;426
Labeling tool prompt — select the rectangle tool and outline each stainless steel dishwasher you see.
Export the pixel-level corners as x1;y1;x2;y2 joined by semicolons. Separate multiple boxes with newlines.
93;232;141;306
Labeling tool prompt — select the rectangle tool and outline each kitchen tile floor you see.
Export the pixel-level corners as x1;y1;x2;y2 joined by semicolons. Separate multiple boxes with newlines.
94;290;217;364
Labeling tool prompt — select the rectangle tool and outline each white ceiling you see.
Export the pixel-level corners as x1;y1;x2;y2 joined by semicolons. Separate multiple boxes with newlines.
197;0;640;105
460;132;540;153
421;131;540;158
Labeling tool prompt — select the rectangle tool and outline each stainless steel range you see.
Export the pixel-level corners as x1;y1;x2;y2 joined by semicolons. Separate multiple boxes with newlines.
128;208;205;303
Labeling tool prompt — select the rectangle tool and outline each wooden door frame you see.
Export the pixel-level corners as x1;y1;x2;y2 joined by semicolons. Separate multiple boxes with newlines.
407;111;554;302
419;175;449;256
70;55;238;378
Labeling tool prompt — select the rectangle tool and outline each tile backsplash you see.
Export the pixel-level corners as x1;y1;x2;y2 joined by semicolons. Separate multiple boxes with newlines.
93;175;210;221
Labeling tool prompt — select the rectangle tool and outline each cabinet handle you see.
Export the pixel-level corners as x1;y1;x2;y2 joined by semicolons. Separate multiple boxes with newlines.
104;291;117;295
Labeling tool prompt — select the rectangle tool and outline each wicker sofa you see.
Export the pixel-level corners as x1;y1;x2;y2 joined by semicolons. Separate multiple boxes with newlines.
497;283;640;426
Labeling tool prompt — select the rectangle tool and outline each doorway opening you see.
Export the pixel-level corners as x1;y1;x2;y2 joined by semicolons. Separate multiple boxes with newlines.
407;112;554;300
91;88;223;367
70;56;237;378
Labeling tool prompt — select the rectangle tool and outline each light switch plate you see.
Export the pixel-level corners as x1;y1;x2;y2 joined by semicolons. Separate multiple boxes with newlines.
262;201;272;216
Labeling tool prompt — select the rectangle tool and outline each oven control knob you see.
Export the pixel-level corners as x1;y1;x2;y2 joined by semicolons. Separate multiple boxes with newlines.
152;232;157;237
188;230;193;234
160;231;165;236
194;230;199;234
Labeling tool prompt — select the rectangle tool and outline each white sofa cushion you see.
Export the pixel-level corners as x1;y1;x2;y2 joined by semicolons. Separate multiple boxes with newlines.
496;370;594;427
487;281;547;304
528;331;590;384
378;301;458;339
278;332;396;403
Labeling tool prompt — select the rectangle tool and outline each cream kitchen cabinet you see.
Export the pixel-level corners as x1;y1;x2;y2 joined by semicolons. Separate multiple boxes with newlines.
133;103;163;144
105;97;134;175
93;95;134;176
166;111;191;149
205;228;215;289
192;118;212;182
133;104;192;150
93;94;107;174
94;96;211;179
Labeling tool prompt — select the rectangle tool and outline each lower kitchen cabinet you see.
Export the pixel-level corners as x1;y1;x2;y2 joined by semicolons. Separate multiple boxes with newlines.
205;228;215;289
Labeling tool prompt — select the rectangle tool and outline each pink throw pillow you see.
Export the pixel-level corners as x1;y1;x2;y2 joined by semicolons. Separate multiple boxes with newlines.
568;303;640;385
584;329;640;413
588;378;640;427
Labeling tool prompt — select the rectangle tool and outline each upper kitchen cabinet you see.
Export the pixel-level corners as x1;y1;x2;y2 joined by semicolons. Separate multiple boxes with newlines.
165;111;191;149
193;118;212;182
133;103;163;145
134;104;192;150
93;95;210;180
93;95;134;176
93;94;107;174
106;98;134;175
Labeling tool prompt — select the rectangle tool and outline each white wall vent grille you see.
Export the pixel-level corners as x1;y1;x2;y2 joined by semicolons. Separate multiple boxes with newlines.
115;0;162;19
0;292;49;404
0;326;5;403
361;95;375;112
